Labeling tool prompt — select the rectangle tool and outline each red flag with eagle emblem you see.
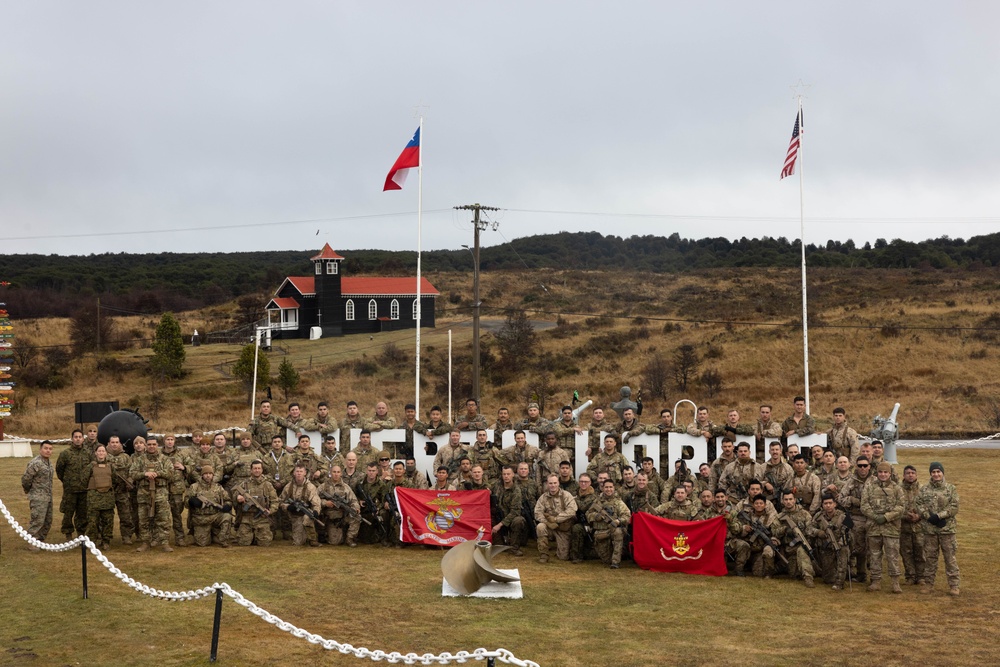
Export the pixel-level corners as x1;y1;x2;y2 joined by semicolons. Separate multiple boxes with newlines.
632;513;728;576
394;488;492;546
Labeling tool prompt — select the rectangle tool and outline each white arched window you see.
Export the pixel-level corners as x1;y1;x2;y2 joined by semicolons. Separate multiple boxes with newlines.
345;299;355;321
390;299;400;320
368;299;378;320
412;299;419;320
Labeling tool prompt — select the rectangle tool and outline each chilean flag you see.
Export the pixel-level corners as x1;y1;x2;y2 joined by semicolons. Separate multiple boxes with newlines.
383;127;421;191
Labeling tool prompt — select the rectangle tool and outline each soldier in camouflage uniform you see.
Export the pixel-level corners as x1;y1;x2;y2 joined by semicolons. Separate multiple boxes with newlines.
537;432;571;485
468;428;502;483
899;465;926;585
550;406;582;467
557;461;579;496
130;437;174;552
249;399;283;452
586;407;615;461
277;402;308;439
85;444;116;549
400;404;425;459
825;455;854;500
917;462;960;596
366;401;397;432
351;430;382;472
490;407;515;441
186;465;233;548
754;405;784;455
514;402;552;437
587;434;629;486
491;465;526;556
106;437;135;544
231;460;278;547
827;407;859;463
227;432;260;491
210;433;236;486
654;485;698;521
686;406;716;452
869;441;899;484
718;491;751;575
861;461;905;592
315;434;345;483
317;464;362;547
776;490;817;588
160;435;189;547
781;396;816;443
586;479;631;569
811;493;850;589
693;488;717;521
302;401;339;441
56;429;91;539
281;435;322;483
355;462;391;545
709;436;737;492
403;456;429;489
84;425;100;455
340;401;367;454
535;474;577;563
569;473;598;563
719;442;766;503
21;440;54;550
735;494;781;577
838;456;873;582
279;464;321;546
762;441;794;505
502;430;540;481
454;398;487;432
789;455;822;514
610;407;644;446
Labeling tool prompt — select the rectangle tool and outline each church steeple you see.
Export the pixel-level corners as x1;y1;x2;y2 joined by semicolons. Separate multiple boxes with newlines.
311;244;344;332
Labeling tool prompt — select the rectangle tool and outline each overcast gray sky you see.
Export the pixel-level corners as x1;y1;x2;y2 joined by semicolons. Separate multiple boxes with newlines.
2;1;998;257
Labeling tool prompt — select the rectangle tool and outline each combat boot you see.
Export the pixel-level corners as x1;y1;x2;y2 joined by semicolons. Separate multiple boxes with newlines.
867;579;881;592
803;576;815;589
919;583;933;594
948;587;960;596
136;543;150;552
28;544;41;553
890;578;902;594
161;545;174;553
538;553;549;563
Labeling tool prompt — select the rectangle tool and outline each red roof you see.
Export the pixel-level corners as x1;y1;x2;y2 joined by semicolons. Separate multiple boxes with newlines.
266;297;300;310
285;276;315;296
310;243;345;261
342;277;440;296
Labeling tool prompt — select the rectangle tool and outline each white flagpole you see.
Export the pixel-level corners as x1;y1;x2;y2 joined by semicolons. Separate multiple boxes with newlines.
415;116;423;417
797;97;810;414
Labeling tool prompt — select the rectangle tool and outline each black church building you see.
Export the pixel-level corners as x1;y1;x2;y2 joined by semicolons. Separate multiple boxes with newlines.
264;244;439;339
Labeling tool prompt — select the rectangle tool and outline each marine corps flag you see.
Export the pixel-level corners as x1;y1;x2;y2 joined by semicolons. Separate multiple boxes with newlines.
394;488;492;547
632;513;728;576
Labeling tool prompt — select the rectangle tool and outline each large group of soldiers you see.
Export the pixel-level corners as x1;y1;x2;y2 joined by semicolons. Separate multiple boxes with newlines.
19;396;960;595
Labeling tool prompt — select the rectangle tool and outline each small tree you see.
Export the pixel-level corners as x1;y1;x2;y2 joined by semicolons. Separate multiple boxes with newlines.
671;344;699;392
276;357;300;401
232;343;270;403
641;355;671;400
70;304;116;355
493;310;536;377
151;312;186;379
700;368;724;398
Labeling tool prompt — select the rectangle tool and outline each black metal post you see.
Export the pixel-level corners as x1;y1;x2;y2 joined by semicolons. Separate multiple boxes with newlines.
80;542;88;599
487;658;495;667
210;587;223;662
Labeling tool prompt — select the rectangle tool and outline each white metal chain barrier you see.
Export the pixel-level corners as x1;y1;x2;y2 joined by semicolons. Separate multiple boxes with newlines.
0;497;539;666
896;432;1000;449
4;427;245;444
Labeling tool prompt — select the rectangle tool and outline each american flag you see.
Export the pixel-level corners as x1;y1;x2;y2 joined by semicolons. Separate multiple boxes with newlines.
780;109;802;179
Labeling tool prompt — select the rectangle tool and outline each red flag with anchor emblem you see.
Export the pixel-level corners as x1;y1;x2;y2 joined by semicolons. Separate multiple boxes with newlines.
394;488;492;546
632;513;728;576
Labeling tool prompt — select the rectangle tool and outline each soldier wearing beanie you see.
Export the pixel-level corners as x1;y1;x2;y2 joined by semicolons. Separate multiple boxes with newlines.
916;462;960;595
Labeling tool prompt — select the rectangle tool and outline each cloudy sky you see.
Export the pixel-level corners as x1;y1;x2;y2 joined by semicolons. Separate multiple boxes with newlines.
1;1;998;257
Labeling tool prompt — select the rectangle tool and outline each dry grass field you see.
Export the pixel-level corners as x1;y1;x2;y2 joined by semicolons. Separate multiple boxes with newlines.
4;266;1000;441
0;444;995;667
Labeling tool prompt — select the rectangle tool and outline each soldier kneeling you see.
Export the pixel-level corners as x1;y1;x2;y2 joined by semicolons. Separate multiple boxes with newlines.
186;465;233;548
317;465;362;547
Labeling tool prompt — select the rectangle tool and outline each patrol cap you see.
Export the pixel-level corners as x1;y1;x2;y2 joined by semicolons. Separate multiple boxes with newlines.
929;461;944;474
201;465;215;475
237;431;250;440
876;462;892;473
527;402;539;409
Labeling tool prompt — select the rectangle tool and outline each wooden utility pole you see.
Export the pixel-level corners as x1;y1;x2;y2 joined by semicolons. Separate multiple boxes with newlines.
454;203;499;404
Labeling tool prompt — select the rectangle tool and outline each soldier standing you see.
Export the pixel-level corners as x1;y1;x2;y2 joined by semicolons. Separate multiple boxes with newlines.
899;465;926;585
277;402;308;438
400;403;425;459
587;434;629;486
861;461;905;593
317;464;362;547
490;407;515;441
550;406;582;466
811;493;850;590
917;462;960;596
789;454;822;514
838;456;873;583
827;407;859;463
490;465;526;556
130;437;174;552
570;473;598;563
21;440;54;550
781;396;816;442
367;401;397;431
514;402;551;436
340;400;367;454
232;460;278;547
502;430;540;480
467;428;502;483
709;436;737;491
351;429;381;472
586;479;631;569
161;435;189;547
106;436;135;545
229;432;260;491
186;465;233;548
56;429;91;539
538;432;571;485
302;401;339;441
85;444;116;550
454;398;487;432
586;407;615;461
718;442;765;503
754;405;783;453
249;399;283;452
433;430;469;477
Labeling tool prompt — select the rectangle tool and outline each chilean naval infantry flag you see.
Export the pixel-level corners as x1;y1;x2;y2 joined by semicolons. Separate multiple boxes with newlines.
383;127;421;191
632;513;728;576
395;487;492;546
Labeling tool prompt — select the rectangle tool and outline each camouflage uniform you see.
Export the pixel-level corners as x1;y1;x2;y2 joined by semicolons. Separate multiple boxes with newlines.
587;450;629;485
491;482;526;549
453;412;487;432
280;448;322;484
762;460;794;503
231;476;278;547
777;506;816;585
85;461;116;547
899;477;926;584
718;459;766;503
550;419;580;466
317;480;361;546
861;476;905;589
248;413;283;452
502;443;541;480
588;416;615;458
570;487;599;561
162;446;189;546
228;445;260;491
279;478;321;546
21;452;54;543
838;471;872;582
351;444;382;472
339;416;367;454
610;418;645;446
401;419;426;459
514;415;552;436
467;442;503;483
754;419;783;453
432;442;468;477
708;453;736;492
365;413;397;431
537;445;571;484
558;476;579;497
780;413;816;438
735;504;781;577
108;450;135;542
186;477;233;547
644;421;685;472
355;476;391;544
302;414;340;439
812;508;850;587
490;419;515;441
723;508;752;575
56;443;92;537
534;489;577;561
916;475;960;592
654;498;698;521
827;423;860;462
790;471;822;514
586;496;631;567
129;451;173;548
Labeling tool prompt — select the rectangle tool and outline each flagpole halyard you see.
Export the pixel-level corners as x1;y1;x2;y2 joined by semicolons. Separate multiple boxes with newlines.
415;115;423;417
797;98;809;414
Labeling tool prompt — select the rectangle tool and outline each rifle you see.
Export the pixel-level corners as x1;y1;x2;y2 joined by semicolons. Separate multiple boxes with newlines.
782;514;820;570
764;471;782;503
356;485;387;539
575;507;594;546
196;494;233;515
148;476;157;518
522;496;537;539
114;469;134;491
285;498;326;527
734;482;749;501
318;490;371;525
233;483;270;518
737;510;788;565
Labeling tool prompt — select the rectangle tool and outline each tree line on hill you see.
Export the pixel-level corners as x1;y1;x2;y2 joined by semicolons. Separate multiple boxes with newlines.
3;231;1000;319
